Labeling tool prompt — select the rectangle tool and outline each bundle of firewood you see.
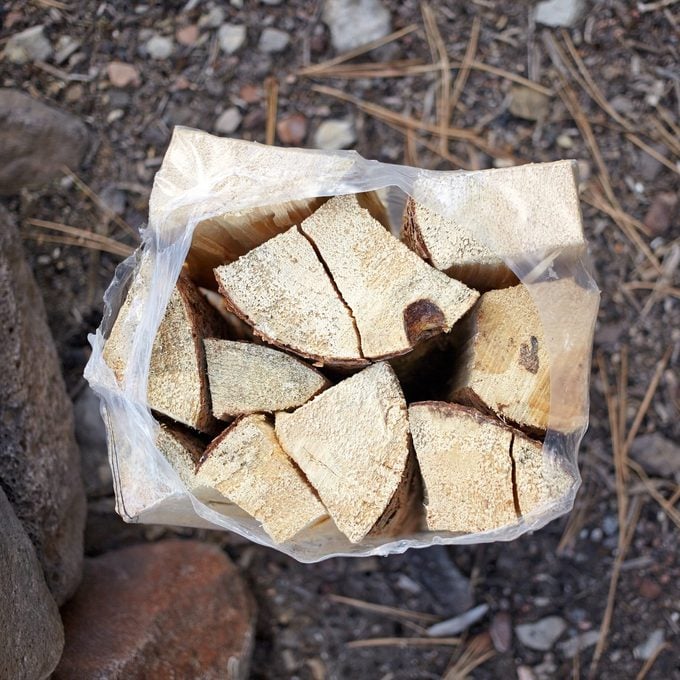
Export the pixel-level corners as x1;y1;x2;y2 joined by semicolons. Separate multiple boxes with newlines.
105;160;592;547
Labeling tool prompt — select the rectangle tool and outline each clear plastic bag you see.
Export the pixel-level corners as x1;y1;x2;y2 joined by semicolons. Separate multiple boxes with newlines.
85;127;600;561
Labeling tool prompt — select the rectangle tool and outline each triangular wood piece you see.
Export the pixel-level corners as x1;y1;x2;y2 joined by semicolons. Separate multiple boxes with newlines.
300;193;479;360
409;401;518;533
402;160;585;290
186;197;327;288
275;362;418;543
104;273;223;432
214;227;364;367
448;283;550;434
193;414;328;543
155;422;203;487
511;432;574;517
204;339;330;418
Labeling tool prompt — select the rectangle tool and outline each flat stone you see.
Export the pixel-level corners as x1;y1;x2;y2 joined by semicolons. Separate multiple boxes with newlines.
215;107;242;134
258;27;290;53
516;616;567;651
314;118;356;150
277;113;308;145
323;0;392;52
0;205;86;605
146;34;174;59
106;61;140;88
0;89;90;195
54;540;256;679
3;25;52;64
218;24;246;54
509;85;551;121
630;433;680;478
535;0;585;27
0;487;64;680
73;387;112;499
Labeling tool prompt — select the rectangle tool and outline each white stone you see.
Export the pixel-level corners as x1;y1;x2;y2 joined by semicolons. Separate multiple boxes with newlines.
258;27;290;53
557;630;601;659
218;24;246;54
535;0;585;28
199;6;226;28
515;616;567;651
634;629;665;661
146;34;173;60
323;0;391;52
4;25;52;65
215;107;242;134
313;119;356;150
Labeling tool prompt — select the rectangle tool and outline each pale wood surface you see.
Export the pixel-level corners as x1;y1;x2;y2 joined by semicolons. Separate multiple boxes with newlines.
215;227;364;367
104;273;223;432
300;194;479;359
194;414;328;543
204;339;329;418
155;422;203;487
448;283;551;434
275;362;415;543
409;401;517;532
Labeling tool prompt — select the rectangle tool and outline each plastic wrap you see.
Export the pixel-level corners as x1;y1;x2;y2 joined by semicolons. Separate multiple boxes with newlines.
85;127;600;561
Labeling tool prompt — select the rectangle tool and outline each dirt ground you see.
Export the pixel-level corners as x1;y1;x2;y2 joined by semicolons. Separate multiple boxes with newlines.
2;1;679;678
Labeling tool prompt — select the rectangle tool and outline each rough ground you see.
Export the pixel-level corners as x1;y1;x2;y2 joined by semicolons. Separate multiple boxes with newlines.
2;1;678;678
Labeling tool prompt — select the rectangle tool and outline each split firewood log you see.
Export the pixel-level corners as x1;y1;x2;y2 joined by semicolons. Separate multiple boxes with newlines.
275;362;419;543
408;401;572;533
193;414;328;543
203;339;330;418
155;422;203;487
186;197;327;288
300;193;479;359
402;160;585;290
409;402;517;532
448;283;550;434
214;227;364;367
104;273;224;432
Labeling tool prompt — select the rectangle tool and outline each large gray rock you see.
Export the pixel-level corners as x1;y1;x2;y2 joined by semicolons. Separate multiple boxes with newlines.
0;88;89;195
0;486;64;680
0;205;86;605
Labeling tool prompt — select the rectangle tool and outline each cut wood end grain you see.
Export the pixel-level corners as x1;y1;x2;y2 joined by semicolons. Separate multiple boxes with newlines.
214;227;365;367
300;193;479;359
405;160;585;289
449;283;551;434
409;401;517;532
155;423;203;488
275;362;419;543
194;414;328;543
105;273;223;432
204;338;330;418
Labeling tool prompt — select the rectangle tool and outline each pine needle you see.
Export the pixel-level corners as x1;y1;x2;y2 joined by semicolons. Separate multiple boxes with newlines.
347;636;460;649
448;17;481;120
635;642;670;680
264;76;279;146
443;633;495;680
329;594;439;623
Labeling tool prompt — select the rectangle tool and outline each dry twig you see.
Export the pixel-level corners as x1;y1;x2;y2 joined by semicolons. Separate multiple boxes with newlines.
264;76;279;146
347;636;460;649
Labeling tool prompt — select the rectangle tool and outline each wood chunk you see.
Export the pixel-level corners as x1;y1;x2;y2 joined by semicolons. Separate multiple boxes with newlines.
193;415;328;544
448;283;550;434
408;401;517;532
300;193;479;359
104;273;223;432
275;362;417;543
204;339;330;418
155;423;203;487
402;197;519;290
198;288;254;341
214;227;364;367
511;431;574;517
403;160;585;290
186;197;327;288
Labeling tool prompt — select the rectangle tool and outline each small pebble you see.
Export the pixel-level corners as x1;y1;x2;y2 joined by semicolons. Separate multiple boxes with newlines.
634;629;665;660
146;34;173;59
516;616;567;651
218;24;246;54
323;0;391;52
176;24;199;47
314;119;356;150
4;25;52;64
199;6;225;28
276;113;308;145
258;27;290;53
107;61;140;88
557;133;573;149
214;107;242;135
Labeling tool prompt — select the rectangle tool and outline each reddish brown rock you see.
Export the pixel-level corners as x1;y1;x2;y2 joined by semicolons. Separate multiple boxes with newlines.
277;113;308;145
55;540;256;680
644;191;677;236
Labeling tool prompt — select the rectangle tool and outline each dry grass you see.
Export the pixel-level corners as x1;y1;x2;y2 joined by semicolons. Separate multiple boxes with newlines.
443;633;495;680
